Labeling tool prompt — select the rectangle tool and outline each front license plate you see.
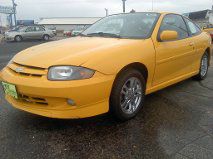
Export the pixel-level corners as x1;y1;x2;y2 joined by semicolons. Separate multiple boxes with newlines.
1;82;18;99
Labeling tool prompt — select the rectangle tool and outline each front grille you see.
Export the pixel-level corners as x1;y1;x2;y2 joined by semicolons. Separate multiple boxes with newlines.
18;94;48;106
8;62;47;78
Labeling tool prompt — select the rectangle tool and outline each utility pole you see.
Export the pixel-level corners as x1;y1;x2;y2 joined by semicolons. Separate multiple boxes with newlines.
0;15;2;33
8;14;13;28
0;15;2;27
122;0;127;13
152;0;154;11
105;8;109;16
12;0;17;26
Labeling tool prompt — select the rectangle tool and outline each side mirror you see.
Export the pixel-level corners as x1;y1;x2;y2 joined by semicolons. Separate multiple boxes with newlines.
160;30;178;41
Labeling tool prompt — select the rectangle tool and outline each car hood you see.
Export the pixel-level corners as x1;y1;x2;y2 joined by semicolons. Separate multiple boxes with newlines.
6;31;19;35
13;37;138;68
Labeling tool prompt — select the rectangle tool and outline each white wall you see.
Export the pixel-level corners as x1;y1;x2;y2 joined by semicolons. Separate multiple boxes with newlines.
44;24;90;31
209;12;213;24
0;13;8;27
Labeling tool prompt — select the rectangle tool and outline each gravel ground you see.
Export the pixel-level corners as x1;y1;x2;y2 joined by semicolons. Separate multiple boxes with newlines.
0;40;213;159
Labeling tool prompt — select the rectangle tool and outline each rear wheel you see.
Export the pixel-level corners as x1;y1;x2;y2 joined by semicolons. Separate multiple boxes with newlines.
15;35;22;42
194;52;209;80
110;69;146;121
43;34;50;41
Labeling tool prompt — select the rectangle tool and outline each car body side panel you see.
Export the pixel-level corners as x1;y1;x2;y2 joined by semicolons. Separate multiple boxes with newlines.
147;13;211;93
190;32;211;72
34;31;43;39
151;13;196;86
23;31;36;39
152;38;196;86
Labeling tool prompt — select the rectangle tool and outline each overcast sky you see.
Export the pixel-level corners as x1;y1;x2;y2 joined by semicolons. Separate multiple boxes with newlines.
0;0;213;21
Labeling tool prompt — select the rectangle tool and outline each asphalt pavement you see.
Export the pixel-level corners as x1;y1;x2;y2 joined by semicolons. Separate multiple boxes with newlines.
0;40;213;159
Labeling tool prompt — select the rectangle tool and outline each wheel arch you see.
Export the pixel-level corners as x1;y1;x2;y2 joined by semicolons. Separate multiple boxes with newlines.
113;62;149;86
43;34;50;38
205;47;211;66
109;62;148;120
15;35;23;40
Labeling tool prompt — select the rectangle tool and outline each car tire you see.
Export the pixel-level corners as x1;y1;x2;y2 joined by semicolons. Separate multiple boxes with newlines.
194;52;209;80
15;35;22;42
110;69;146;121
43;34;50;41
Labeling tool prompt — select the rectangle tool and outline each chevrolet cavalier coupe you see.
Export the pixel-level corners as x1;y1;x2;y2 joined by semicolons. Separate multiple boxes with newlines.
0;12;211;121
203;25;213;40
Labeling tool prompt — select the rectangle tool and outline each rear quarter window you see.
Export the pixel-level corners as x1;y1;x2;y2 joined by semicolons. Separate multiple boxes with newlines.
184;18;201;36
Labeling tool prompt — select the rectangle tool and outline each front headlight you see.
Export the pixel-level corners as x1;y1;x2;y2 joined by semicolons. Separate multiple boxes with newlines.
6;33;12;37
48;66;95;81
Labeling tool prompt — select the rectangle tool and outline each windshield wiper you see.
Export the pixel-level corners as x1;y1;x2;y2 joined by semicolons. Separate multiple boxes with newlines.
86;32;121;38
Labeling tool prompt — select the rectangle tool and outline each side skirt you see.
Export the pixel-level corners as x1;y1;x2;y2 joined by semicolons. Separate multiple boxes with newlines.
146;71;199;95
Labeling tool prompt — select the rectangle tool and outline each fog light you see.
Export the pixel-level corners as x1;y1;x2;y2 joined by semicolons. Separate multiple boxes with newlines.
67;99;76;106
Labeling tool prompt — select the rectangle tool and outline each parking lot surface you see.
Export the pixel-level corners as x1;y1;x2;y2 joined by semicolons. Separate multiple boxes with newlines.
0;41;213;159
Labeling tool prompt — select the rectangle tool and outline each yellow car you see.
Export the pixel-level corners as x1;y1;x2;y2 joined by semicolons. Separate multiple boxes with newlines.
0;12;211;121
203;26;213;40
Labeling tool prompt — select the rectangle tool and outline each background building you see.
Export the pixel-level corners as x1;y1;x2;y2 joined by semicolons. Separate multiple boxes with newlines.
38;17;102;31
17;20;34;26
184;7;213;27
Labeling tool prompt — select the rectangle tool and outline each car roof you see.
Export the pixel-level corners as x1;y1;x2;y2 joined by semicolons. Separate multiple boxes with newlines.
24;25;44;27
108;12;179;17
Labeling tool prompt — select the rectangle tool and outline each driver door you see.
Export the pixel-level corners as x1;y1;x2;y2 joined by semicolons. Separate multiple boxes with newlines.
152;14;196;86
34;26;45;39
23;26;36;39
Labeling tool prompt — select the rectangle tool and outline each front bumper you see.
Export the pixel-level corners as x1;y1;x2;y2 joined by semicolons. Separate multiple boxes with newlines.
0;66;115;119
4;36;14;42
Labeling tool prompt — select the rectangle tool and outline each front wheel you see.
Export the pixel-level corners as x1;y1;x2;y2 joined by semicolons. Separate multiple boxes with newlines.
110;69;146;121
15;35;22;42
194;52;209;80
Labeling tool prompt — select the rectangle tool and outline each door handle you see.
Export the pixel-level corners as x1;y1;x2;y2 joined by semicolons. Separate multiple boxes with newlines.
189;42;195;46
189;42;195;50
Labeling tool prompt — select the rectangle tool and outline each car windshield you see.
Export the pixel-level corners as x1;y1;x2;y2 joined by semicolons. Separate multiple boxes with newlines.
82;12;160;39
9;26;23;31
11;27;19;31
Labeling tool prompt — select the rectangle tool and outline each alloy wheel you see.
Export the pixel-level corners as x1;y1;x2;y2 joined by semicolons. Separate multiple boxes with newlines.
120;77;142;114
15;36;22;42
44;35;49;41
200;54;208;77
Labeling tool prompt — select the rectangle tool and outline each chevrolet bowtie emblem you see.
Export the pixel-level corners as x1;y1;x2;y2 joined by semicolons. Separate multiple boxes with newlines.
15;67;24;73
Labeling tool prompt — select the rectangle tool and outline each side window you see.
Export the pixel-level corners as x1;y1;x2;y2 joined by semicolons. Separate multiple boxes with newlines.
26;27;35;32
159;14;189;40
184;18;201;36
35;26;45;31
40;27;45;31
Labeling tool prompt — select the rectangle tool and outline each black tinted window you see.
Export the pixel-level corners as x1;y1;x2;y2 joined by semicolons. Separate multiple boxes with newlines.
159;14;188;40
184;18;201;35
